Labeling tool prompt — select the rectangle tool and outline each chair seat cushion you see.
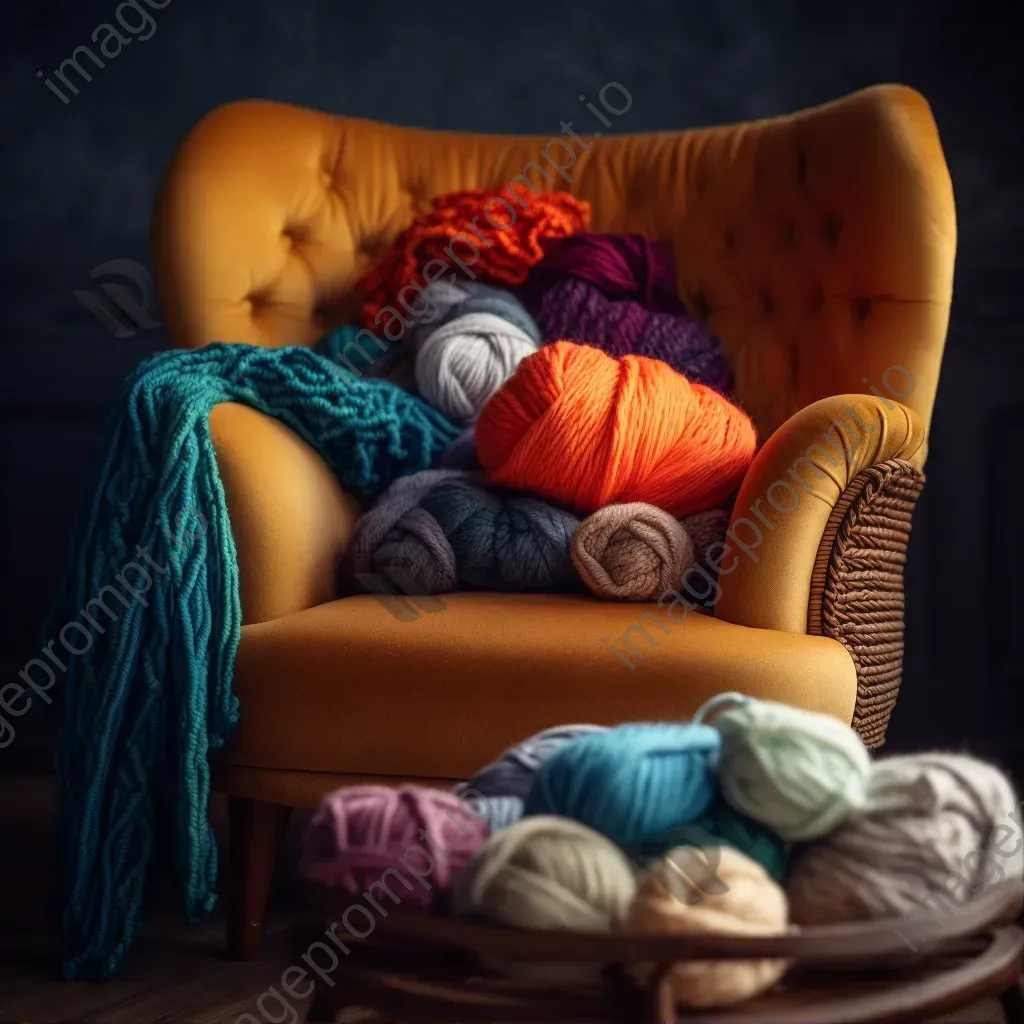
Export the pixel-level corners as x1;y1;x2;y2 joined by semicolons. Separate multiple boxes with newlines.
222;593;857;784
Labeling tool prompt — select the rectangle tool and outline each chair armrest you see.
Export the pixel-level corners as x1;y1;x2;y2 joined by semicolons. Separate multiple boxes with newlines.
716;394;925;634
209;402;361;625
714;395;926;746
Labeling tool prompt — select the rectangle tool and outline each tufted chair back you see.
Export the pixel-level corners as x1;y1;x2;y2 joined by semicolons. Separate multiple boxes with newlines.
152;84;954;443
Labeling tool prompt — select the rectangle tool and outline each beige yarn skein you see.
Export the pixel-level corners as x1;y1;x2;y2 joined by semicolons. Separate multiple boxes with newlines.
452;815;638;983
625;846;790;1009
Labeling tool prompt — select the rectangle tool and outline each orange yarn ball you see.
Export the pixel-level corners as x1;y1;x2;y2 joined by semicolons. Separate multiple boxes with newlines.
476;342;757;516
357;186;590;333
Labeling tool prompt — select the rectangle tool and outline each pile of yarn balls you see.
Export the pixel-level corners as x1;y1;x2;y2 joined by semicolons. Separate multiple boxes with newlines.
342;466;733;599
300;693;1023;1011
318;191;764;604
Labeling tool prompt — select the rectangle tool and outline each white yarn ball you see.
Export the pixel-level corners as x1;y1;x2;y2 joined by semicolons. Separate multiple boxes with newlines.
414;312;538;423
787;753;1024;936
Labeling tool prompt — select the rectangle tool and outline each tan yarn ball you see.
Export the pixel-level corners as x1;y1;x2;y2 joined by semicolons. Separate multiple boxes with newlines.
452;815;638;983
572;503;694;600
625;846;790;1009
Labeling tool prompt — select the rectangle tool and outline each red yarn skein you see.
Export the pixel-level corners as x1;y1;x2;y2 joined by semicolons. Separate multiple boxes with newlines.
299;785;489;910
357;186;590;334
476;342;757;517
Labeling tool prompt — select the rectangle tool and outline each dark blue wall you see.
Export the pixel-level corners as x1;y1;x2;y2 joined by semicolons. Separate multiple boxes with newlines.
1;0;1021;766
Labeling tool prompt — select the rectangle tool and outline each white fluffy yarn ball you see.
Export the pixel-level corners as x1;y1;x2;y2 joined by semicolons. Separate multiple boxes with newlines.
787;752;1024;935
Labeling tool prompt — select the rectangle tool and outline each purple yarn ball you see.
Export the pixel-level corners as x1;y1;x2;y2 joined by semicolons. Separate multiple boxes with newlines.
535;278;734;396
299;785;489;910
519;232;685;315
439;425;479;469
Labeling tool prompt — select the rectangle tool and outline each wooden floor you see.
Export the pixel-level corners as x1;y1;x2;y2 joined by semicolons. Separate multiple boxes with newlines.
0;771;1008;1023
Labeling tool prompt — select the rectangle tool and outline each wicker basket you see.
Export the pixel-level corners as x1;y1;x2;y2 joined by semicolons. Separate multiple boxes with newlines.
294;881;1024;1024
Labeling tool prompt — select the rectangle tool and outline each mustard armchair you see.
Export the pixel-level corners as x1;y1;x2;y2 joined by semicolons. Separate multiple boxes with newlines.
151;84;955;958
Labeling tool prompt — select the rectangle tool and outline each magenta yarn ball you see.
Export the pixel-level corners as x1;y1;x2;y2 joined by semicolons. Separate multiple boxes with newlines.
299;785;490;910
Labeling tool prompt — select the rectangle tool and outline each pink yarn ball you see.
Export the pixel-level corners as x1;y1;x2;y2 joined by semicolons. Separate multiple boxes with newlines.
299;785;490;910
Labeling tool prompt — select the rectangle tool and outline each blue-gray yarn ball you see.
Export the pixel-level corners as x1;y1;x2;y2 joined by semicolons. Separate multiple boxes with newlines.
411;279;542;348
482;795;525;832
457;724;611;801
419;479;581;591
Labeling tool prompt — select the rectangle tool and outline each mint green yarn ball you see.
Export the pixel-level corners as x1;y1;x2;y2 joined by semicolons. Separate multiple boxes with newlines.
632;801;788;882
694;693;871;842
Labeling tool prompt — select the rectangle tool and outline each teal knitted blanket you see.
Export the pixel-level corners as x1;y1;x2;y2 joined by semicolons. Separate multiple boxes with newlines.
49;342;458;979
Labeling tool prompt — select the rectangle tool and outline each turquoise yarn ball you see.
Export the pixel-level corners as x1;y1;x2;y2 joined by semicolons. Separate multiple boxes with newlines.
694;692;871;842
631;800;788;882
523;722;720;848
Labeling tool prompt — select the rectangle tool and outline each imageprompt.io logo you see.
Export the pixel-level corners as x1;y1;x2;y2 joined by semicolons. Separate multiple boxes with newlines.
356;567;446;622
74;258;161;337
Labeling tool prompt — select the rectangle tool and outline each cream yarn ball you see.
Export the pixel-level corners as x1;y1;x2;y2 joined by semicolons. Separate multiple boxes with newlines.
414;311;539;423
452;815;637;982
625;846;790;1009
787;752;1024;933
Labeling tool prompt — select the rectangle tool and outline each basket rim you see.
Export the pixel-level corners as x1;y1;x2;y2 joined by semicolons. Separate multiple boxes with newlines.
303;879;1023;965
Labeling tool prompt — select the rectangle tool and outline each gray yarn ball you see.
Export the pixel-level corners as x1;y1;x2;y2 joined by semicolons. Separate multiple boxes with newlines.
415;311;539;423
787;753;1024;930
344;469;471;592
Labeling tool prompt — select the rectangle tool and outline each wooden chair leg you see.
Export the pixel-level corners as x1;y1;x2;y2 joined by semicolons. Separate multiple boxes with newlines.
1002;979;1024;1024
227;796;292;960
305;980;342;1022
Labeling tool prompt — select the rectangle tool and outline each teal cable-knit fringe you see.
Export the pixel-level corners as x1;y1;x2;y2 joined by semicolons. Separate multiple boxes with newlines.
49;342;458;979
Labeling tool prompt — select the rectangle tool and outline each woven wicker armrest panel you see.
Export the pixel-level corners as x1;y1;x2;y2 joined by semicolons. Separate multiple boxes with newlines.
808;457;925;747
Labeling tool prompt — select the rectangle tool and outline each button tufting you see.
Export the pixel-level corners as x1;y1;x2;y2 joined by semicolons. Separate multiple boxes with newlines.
823;213;843;248
362;234;389;259
690;289;713;321
809;286;824;312
724;228;737;252
780;224;795;247
796;147;808;188
760;289;775;315
282;225;311;246
853;296;872;320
